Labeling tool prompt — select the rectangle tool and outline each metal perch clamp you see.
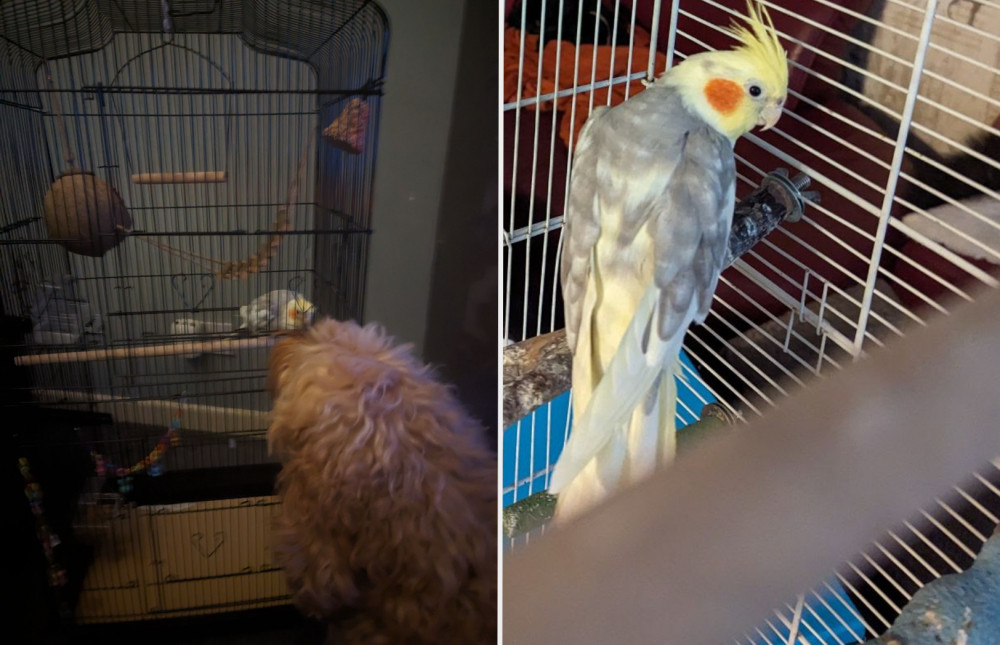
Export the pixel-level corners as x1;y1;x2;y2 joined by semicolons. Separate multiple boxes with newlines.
723;168;820;266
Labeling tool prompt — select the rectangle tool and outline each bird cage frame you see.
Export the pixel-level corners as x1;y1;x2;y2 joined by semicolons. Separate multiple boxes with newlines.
2;0;388;625
503;0;1000;642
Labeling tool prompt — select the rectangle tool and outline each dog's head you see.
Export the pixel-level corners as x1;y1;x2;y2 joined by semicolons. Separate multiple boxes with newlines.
266;318;426;457
266;331;304;400
267;318;408;397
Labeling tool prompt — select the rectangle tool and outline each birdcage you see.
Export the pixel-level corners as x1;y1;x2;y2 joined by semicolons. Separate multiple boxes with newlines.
2;0;386;625
503;0;1000;642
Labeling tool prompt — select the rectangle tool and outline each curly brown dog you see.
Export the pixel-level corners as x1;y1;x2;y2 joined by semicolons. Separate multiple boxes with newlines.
267;318;497;644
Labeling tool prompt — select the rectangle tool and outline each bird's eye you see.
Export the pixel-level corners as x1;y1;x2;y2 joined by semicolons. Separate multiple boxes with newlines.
748;84;762;97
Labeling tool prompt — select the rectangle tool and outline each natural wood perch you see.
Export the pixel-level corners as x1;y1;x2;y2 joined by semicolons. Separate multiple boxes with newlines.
503;330;572;427
15;336;274;366
131;171;227;184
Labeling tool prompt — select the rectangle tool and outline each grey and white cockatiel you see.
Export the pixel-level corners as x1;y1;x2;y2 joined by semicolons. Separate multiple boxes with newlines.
239;290;316;334
549;1;789;524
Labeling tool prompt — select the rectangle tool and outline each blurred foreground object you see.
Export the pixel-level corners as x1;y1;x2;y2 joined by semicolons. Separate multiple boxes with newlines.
504;285;1000;645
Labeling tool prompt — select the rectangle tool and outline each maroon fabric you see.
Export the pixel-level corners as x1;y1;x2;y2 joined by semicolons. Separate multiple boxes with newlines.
503;109;570;231
802;0;879;103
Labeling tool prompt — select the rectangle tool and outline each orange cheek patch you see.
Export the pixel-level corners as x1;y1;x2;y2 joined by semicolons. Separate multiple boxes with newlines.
704;78;743;116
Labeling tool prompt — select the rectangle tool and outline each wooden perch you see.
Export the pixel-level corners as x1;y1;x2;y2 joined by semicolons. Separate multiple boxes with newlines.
131;171;227;184
33;389;267;433
15;336;274;366
503;330;572;427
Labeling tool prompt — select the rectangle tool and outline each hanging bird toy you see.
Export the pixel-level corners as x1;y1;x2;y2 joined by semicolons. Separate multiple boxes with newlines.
89;394;184;494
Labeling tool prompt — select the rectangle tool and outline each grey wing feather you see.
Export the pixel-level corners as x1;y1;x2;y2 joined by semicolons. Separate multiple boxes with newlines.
651;127;735;340
560;106;608;351
549;96;736;492
560;126;735;474
561;91;732;349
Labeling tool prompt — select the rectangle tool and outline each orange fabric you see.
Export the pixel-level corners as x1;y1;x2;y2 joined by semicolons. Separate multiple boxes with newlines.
704;78;743;116
504;26;667;150
504;27;545;109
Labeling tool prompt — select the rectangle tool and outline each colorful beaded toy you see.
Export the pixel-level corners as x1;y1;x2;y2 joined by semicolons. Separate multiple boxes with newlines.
90;395;184;494
19;456;68;588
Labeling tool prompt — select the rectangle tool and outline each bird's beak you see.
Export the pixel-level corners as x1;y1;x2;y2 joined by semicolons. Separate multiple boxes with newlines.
757;100;784;131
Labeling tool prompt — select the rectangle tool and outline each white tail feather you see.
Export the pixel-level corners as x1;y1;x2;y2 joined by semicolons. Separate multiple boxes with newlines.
549;286;688;495
551;354;682;524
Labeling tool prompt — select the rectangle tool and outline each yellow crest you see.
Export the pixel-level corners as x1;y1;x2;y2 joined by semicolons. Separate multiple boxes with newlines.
722;1;788;91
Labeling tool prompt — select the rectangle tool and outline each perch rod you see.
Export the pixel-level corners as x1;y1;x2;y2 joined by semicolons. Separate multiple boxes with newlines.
504;284;1000;645
120;145;308;279
132;171;228;184
33;389;267;433
15;336;274;366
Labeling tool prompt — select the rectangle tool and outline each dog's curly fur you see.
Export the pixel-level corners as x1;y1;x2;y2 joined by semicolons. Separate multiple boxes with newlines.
267;318;497;644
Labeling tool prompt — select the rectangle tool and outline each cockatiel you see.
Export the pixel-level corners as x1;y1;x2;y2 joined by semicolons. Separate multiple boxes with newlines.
550;1;789;524
239;290;316;333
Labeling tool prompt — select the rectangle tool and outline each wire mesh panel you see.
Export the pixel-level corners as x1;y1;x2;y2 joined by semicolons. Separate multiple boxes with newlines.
503;0;1000;641
2;0;387;624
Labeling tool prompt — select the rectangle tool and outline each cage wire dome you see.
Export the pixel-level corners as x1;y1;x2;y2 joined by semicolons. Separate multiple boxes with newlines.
503;0;1000;642
1;0;387;624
